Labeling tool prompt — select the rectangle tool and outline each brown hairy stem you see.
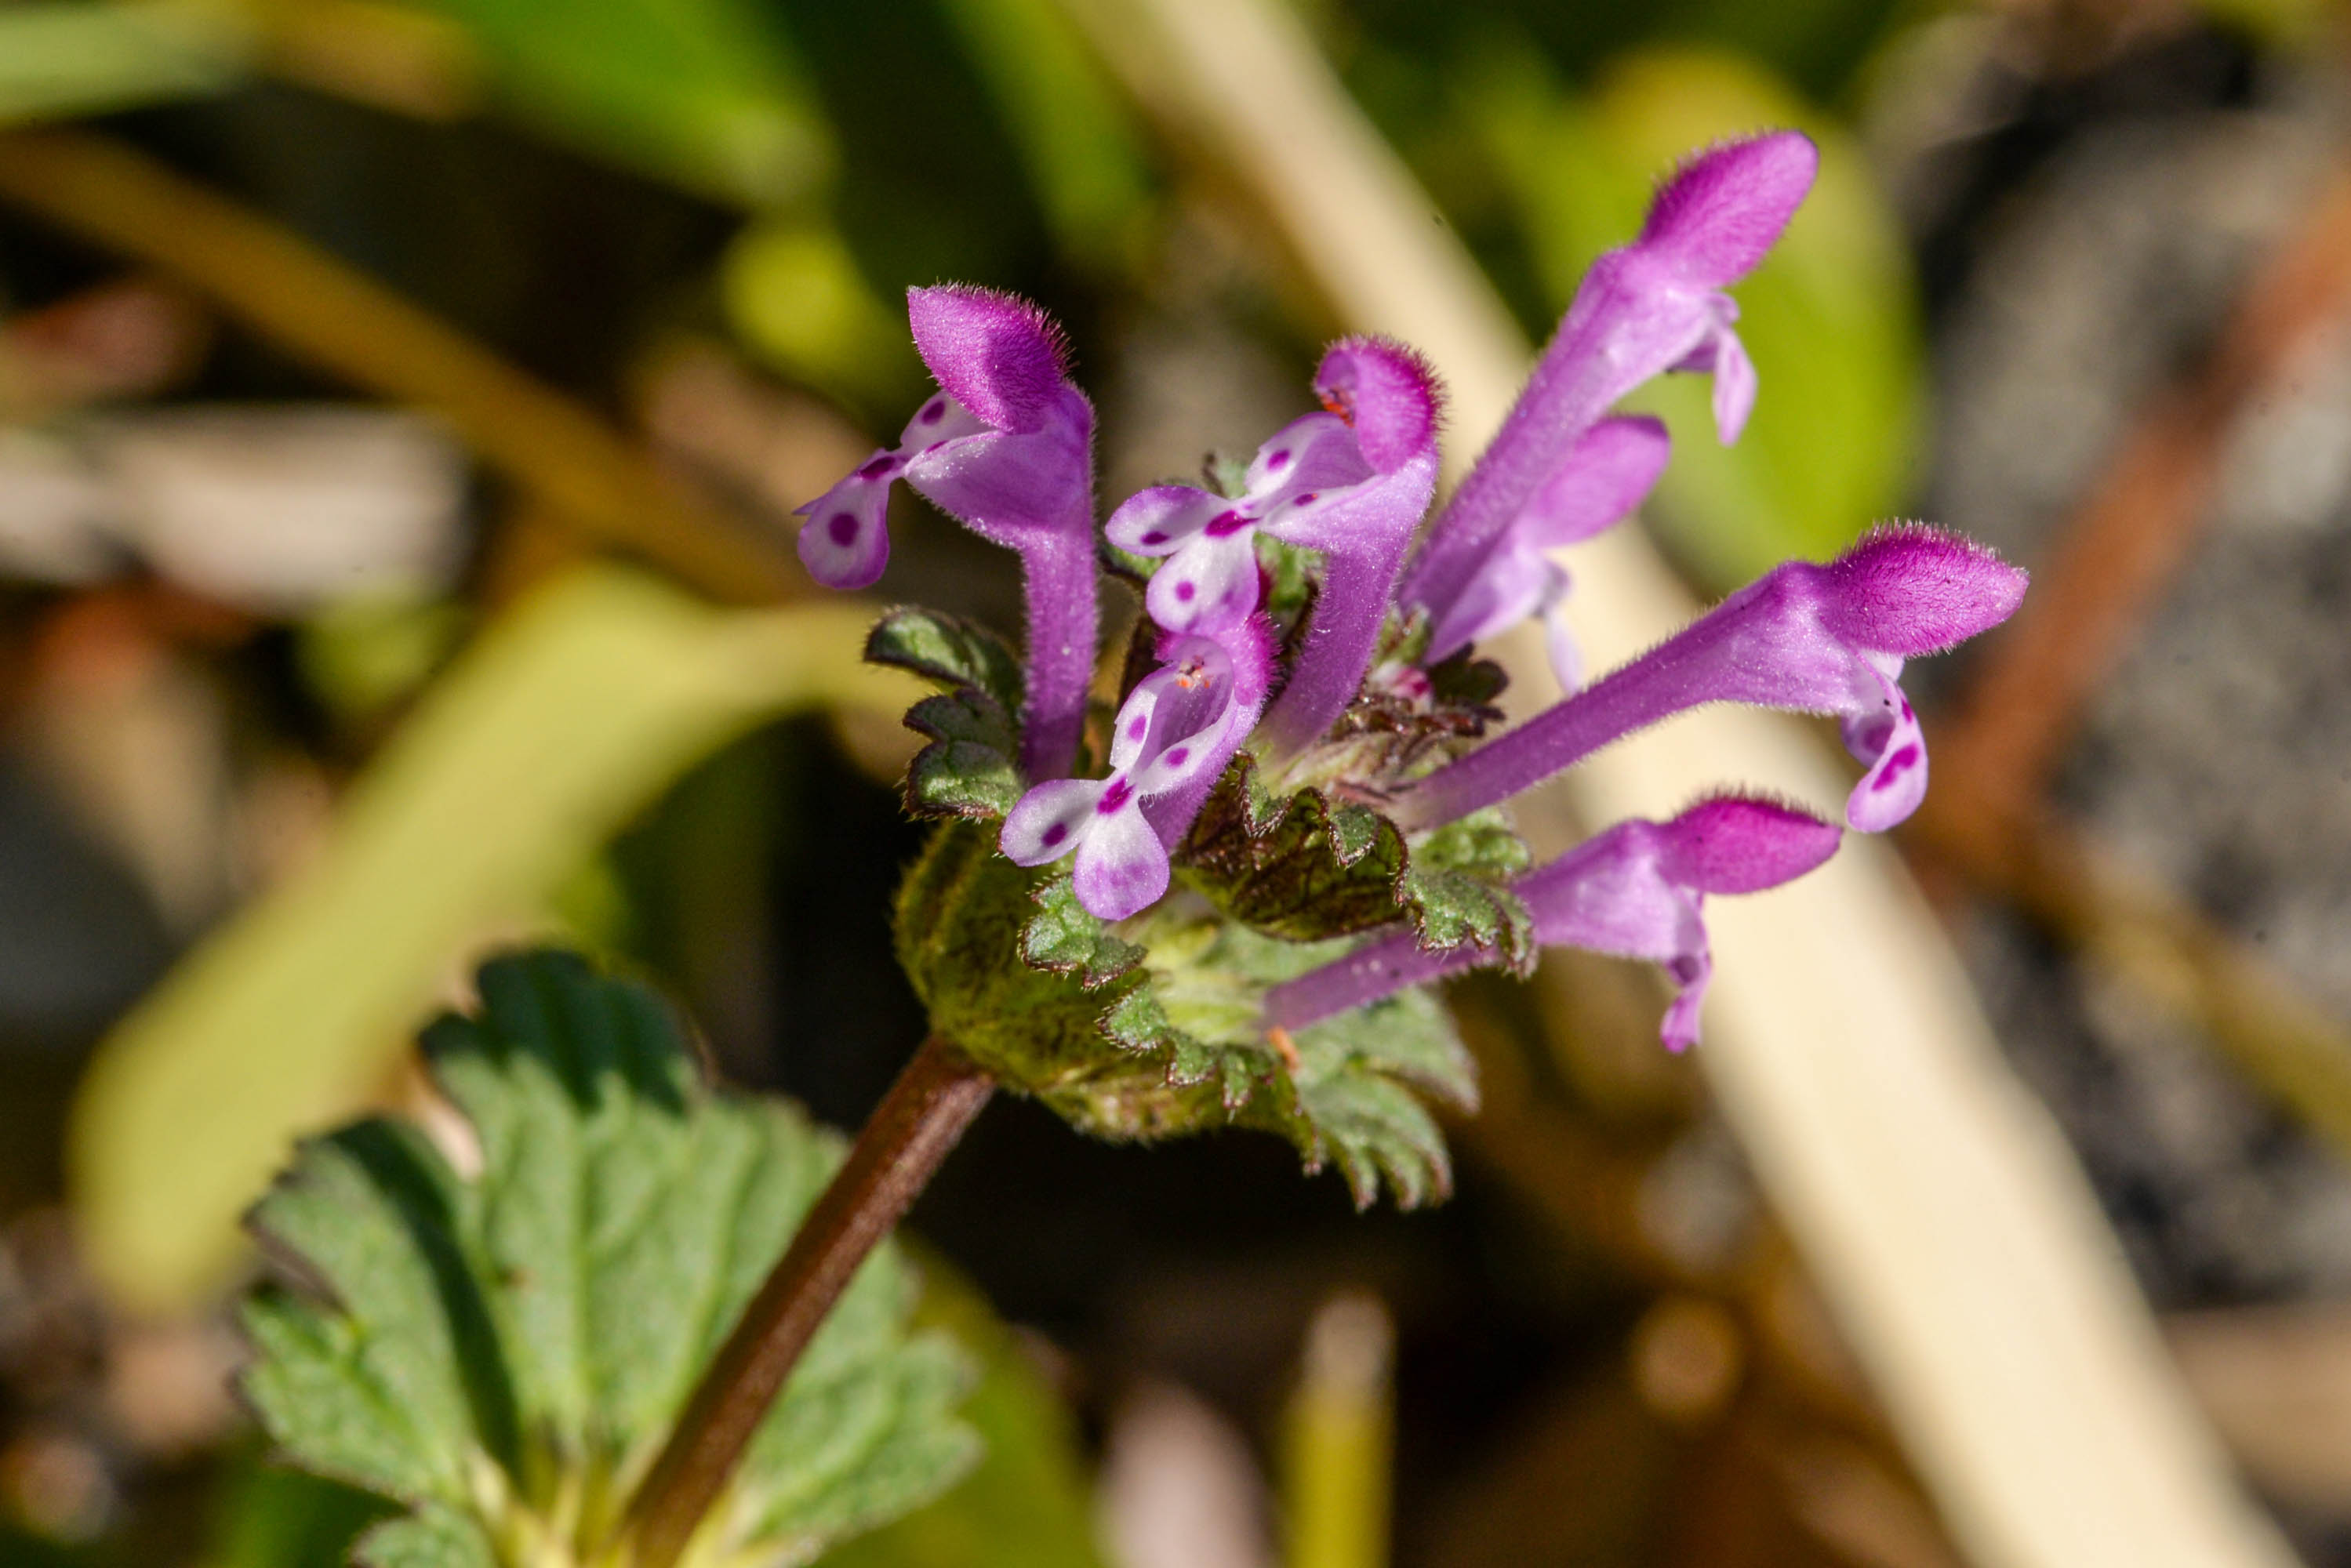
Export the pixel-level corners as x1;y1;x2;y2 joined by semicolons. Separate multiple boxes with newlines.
620;1036;994;1568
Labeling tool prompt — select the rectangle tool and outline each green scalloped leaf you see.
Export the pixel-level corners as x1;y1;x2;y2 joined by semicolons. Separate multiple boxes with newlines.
239;950;977;1568
1398;811;1539;971
895;815;1484;1208
1177;764;1410;942
1101;920;1479;1209
903;691;1023;820
866;607;1024;715
1020;877;1146;990
1176;761;1536;967
870;608;1027;823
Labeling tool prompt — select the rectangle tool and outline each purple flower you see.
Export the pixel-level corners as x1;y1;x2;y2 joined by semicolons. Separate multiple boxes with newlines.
798;285;1098;780
1107;338;1441;756
1417;414;1670;690
1264;795;1842;1051
1391;526;2028;835
1400;131;1816;639
1001;618;1274;920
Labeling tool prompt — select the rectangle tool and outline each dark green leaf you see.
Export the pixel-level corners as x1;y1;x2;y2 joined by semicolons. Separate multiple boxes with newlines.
903;691;1024;820
240;949;976;1568
866;607;1025;714
1020;877;1146;990
1177;764;1411;942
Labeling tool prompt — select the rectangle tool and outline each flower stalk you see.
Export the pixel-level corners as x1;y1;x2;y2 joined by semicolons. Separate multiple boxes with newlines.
619;1036;995;1568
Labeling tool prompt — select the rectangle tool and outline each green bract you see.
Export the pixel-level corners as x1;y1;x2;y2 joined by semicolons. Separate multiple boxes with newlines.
893;819;1480;1207
878;587;1509;1210
238;951;976;1568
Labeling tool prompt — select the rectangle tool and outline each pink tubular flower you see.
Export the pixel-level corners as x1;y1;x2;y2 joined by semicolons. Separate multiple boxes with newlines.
1390;526;2028;835
1399;132;1817;646
1264;795;1842;1050
1107;338;1440;756
1418;414;1670;691
1000;618;1274;920
798;285;1097;780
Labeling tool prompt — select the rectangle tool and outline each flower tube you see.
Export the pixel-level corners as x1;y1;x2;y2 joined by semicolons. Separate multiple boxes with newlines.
1391;526;2026;834
1399;131;1817;631
799;285;1097;779
1108;338;1440;754
1264;795;1842;1050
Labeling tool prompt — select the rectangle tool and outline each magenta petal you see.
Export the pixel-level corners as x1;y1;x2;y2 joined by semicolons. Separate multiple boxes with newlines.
1000;778;1105;866
1423;545;1549;670
794;463;894;589
1135;616;1275;850
901;390;1099;782
1403;135;1811;627
1244;412;1364;501
1658;951;1711;1053
1073;802;1169;920
903;418;1091;551
1818;523;2030;655
1106;485;1226;556
1650;794;1843;894
1419;416;1666;668
1535;562;1582;692
907;284;1072;434
1709;325;1757;444
1314;336;1441;472
1146;531;1261;633
1638;131;1819;288
1254;339;1443;756
1842;661;1928;832
1521;416;1672;550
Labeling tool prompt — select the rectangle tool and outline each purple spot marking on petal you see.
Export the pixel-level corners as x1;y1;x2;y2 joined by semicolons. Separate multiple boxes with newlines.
1295;492;1318;506
1204;510;1250;539
1267;449;1290;469
1899;696;1914;720
857;456;894;480
1139;530;1168;546
1176;581;1197;601
1871;742;1923;790
1041;822;1068;847
1128;717;1147;740
920;397;946;425
828;512;860;546
1097;778;1135;814
1165;747;1189;767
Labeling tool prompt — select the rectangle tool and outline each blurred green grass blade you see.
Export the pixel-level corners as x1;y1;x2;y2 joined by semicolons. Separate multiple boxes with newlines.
721;216;921;408
824;1260;1106;1568
68;566;923;1314
936;0;1154;270
1472;48;1924;587
0;2;249;127
201;1453;398;1568
391;0;831;205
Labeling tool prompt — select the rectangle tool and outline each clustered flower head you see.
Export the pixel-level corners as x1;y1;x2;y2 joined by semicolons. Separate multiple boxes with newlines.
801;130;2026;1052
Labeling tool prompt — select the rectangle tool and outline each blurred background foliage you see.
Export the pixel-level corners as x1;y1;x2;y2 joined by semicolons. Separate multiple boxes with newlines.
6;0;2351;1564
